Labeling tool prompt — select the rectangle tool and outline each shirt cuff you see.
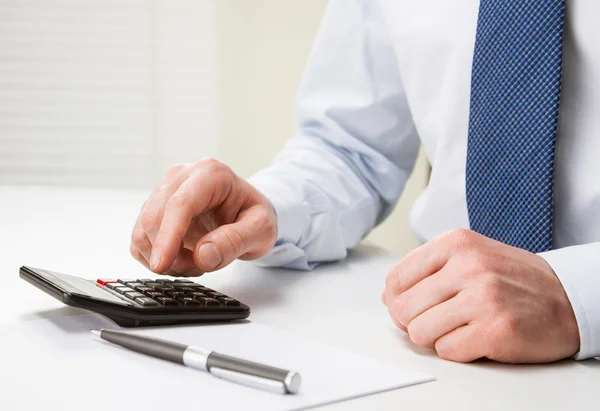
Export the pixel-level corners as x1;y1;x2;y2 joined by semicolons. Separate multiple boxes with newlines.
539;243;600;360
247;172;307;245
247;172;314;270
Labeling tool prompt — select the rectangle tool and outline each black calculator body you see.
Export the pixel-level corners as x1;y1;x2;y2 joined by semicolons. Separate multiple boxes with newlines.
20;266;250;327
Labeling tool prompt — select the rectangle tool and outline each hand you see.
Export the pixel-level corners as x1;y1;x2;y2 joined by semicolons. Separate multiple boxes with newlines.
382;229;580;363
130;159;277;276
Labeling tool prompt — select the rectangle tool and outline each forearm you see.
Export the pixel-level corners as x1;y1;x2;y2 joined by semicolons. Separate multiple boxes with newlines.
249;134;409;270
246;0;419;269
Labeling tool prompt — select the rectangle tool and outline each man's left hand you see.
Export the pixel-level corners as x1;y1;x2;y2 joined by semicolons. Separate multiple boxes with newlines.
382;229;580;363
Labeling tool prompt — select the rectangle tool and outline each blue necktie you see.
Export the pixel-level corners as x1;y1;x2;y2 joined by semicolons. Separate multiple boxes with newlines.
466;0;566;253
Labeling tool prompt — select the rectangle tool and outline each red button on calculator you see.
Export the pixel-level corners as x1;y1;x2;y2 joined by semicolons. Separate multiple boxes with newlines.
96;279;117;285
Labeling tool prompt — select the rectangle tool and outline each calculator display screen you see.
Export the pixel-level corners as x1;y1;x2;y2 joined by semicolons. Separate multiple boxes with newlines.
34;268;131;306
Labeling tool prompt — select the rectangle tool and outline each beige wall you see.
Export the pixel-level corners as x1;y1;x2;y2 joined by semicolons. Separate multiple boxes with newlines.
218;0;428;256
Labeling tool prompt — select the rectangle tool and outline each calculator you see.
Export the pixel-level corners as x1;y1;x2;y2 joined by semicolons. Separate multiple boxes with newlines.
19;266;250;327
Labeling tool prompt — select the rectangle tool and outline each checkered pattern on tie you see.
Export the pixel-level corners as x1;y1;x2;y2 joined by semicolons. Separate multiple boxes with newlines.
466;0;566;253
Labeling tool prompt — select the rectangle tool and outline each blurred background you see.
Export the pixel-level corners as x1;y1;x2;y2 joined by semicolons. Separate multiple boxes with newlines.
0;0;428;256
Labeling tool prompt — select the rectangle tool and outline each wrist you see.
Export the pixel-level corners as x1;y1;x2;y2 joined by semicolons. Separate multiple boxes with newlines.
537;255;581;358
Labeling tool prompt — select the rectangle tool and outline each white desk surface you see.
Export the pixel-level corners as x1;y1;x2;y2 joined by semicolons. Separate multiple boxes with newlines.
2;185;598;410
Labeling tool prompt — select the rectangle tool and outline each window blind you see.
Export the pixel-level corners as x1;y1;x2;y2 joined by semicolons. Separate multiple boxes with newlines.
0;0;218;187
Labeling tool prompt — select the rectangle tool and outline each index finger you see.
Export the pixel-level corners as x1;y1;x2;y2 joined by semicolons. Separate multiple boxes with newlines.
150;164;233;273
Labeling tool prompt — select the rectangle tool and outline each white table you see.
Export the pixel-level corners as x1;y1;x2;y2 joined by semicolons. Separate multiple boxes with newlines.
2;185;598;410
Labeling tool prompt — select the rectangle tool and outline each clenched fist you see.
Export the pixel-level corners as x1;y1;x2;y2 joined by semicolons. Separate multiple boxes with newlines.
382;229;580;363
130;159;277;276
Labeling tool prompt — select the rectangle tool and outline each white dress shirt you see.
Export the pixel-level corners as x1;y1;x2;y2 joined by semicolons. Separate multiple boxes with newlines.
248;0;600;360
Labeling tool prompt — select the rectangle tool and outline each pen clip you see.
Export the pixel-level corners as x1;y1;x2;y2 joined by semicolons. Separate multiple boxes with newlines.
209;367;288;395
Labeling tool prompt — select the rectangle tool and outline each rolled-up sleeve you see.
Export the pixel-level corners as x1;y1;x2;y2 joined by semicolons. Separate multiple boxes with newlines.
248;0;420;270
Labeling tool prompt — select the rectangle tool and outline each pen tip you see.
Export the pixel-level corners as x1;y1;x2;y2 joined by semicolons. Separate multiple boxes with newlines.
90;329;102;337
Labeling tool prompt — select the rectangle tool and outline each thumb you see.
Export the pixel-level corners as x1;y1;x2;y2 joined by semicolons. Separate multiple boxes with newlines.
193;217;274;272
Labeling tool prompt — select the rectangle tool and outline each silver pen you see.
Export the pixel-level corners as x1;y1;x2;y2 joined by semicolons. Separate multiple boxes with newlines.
91;329;301;394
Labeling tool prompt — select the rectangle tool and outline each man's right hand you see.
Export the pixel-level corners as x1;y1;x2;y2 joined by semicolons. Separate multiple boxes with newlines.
130;159;278;276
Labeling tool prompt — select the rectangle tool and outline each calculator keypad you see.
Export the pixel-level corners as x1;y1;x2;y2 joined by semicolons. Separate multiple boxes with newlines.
177;297;201;306
106;283;122;290
156;297;178;306
96;278;241;309
134;297;158;307
197;297;220;306
124;291;145;300
125;282;145;289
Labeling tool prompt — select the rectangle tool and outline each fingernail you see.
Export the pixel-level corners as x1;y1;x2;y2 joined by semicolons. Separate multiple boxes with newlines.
150;249;162;271
198;243;222;269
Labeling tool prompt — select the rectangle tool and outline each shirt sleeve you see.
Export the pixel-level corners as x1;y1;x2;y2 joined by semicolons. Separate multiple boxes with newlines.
247;0;420;270
538;243;600;360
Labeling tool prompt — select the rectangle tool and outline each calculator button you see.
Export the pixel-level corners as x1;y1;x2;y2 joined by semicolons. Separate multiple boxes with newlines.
144;291;165;298
137;279;155;284
177;297;200;306
124;291;145;300
196;297;220;306
134;286;153;293
174;279;194;283
165;291;185;298
106;283;123;290
175;287;195;292
147;283;174;291
188;292;206;298
154;285;174;292
96;279;117;285
218;297;240;307
156;297;178;306
174;283;202;289
205;291;226;298
115;287;135;295
155;279;173;283
187;284;204;289
145;282;161;288
125;282;145;289
134;297;158;307
117;279;137;285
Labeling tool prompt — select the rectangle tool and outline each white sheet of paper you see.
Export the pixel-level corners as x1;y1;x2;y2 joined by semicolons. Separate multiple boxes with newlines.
0;314;433;410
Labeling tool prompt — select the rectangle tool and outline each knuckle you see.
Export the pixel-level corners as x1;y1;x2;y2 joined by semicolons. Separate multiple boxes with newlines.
140;209;161;232
480;275;505;306
385;268;397;290
249;206;276;236
459;288;480;308
167;190;190;210
407;320;429;346
491;313;519;343
442;228;476;249
434;340;454;361
197;157;229;174
435;340;467;362
226;226;246;255
168;163;187;175
461;251;494;279
131;228;148;247
150;183;167;199
385;264;403;293
243;212;277;258
129;244;140;259
253;203;274;223
391;294;409;325
471;249;495;272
